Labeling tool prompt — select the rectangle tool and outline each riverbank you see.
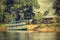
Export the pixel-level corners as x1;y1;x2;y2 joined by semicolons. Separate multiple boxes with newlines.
0;24;60;32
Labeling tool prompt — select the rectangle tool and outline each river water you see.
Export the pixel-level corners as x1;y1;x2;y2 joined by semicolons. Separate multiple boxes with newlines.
0;31;60;40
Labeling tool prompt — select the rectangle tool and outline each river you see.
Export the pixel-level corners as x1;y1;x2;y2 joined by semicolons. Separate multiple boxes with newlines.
0;31;60;40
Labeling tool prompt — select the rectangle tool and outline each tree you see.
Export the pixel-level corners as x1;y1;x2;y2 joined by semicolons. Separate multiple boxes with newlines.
0;0;6;24
0;0;40;24
34;12;43;24
53;0;60;16
12;0;40;23
13;0;40;20
0;0;16;24
53;0;60;27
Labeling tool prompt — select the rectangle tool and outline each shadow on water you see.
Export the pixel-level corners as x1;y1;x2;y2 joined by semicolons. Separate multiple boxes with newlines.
56;32;60;40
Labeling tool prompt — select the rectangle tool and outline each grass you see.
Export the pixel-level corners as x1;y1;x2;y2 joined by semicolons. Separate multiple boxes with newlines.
0;23;60;32
26;24;60;32
0;24;7;32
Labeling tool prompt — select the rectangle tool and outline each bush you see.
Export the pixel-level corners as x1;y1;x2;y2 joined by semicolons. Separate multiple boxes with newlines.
0;12;16;24
56;23;60;27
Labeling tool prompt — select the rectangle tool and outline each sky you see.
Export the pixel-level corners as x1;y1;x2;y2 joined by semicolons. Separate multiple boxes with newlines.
36;0;56;16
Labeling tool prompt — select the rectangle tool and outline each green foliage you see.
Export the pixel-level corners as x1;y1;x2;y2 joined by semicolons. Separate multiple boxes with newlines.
0;0;16;24
34;12;43;23
4;12;16;23
50;18;57;23
13;0;40;20
53;0;60;16
0;0;40;24
0;12;16;24
14;4;22;8
56;23;60;27
34;12;43;20
14;0;40;9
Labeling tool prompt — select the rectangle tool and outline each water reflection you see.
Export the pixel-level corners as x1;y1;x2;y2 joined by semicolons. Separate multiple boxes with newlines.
56;32;60;40
0;32;60;40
